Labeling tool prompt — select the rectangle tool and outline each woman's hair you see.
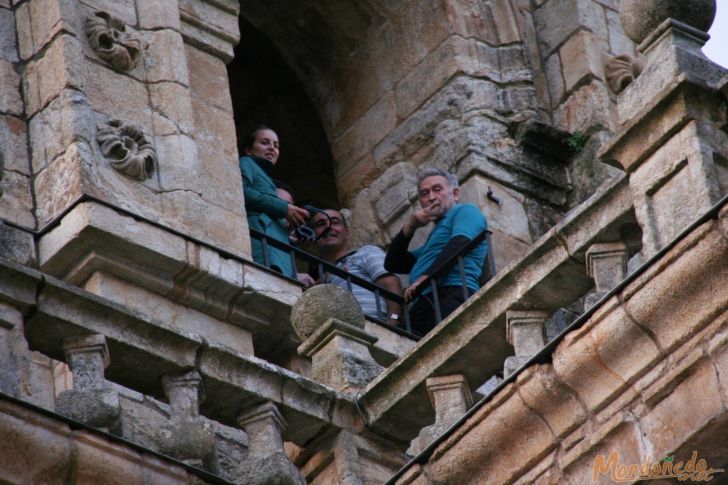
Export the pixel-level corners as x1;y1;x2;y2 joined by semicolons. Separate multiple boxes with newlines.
243;124;276;150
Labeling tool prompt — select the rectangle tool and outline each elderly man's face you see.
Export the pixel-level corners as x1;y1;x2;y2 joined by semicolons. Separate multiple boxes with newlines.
418;175;460;219
312;210;349;250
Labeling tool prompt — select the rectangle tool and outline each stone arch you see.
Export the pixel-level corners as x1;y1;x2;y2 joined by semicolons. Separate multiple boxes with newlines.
228;16;340;208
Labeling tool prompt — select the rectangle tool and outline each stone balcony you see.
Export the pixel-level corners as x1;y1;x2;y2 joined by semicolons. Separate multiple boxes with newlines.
2;167;639;452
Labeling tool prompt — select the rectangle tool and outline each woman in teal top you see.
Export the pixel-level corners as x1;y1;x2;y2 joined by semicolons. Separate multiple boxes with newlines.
239;126;309;277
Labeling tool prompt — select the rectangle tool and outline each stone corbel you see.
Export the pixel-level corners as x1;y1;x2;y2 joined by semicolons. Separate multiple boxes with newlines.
504;310;547;377
236;402;305;485
55;334;121;432
407;374;472;456
156;370;216;469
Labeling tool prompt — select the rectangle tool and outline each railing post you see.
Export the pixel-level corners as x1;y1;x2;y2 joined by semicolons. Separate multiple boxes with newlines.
407;374;472;455
55;334;121;433
585;242;628;308
237;402;305;485
504;311;547;377
157;370;216;469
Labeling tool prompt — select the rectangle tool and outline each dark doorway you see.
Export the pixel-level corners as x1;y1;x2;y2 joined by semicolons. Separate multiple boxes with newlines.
228;16;339;210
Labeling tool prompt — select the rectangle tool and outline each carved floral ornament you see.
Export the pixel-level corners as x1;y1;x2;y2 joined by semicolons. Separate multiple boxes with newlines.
85;11;142;71
97;120;157;181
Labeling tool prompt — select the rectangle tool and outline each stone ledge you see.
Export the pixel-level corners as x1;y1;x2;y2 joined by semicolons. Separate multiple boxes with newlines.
18;270;360;446
0;395;219;484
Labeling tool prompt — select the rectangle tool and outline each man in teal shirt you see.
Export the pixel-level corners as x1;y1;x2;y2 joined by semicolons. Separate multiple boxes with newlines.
385;169;487;336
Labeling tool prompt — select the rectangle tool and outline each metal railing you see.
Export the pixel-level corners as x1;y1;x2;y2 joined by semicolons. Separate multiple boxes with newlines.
249;228;494;338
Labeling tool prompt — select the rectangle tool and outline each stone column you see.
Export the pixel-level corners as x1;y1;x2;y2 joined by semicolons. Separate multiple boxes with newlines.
408;374;472;456
55;334;120;432
585;242;628;308
237;402;305;485
504;310;547;377
600;0;727;257
157;370;216;469
298;318;383;393
291;284;383;393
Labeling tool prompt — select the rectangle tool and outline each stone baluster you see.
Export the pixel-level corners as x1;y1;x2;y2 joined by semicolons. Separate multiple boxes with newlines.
504;311;547;378
585;242;628;308
156;370;216;469
408;374;472;456
292;284;383;393
55;334;120;432
237;402;305;485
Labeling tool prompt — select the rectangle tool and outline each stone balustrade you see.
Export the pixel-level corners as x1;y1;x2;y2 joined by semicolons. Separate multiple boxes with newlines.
1;168;640;463
358;172;637;441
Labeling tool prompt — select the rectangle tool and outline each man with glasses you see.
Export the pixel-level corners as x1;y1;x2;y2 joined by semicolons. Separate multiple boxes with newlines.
310;209;403;325
385;168;488;336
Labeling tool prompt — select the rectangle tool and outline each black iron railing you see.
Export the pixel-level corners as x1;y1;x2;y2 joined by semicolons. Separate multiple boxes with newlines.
249;228;494;338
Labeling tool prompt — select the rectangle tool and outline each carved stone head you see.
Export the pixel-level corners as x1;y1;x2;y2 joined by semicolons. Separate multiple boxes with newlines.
85;11;142;71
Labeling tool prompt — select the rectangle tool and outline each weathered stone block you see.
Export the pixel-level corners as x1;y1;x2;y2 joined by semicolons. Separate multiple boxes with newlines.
640;358;723;455
0;170;34;228
0;59;22;115
84;272;254;355
84;60;152;128
534;0;607;56
73;431;192;484
0;7;18;63
142;29;190;85
28;90;96;174
628;121;723;254
554;80;615;133
589;297;661;384
560;31;607;93
332;93;397;170
393;36;502;120
149;82;195;136
552;320;628;413
623;222;728;353
237;402;306;485
561;420;644;484
188;97;242;207
516;364;587;439
136;0;181;30
23;34;86;117
429;385;554;484
605;8;634;56
0;224;36;266
56;386;121;429
0;115;29;175
459;174;531;244
0;401;74;484
185;44;233;112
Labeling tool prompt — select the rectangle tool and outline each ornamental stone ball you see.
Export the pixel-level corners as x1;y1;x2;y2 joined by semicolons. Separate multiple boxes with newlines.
290;284;365;340
619;0;716;44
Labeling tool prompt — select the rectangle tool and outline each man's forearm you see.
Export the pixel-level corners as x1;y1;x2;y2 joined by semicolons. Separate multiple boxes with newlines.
376;274;403;316
384;230;416;273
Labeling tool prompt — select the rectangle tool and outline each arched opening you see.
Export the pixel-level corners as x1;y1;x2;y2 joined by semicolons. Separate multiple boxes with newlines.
227;16;340;210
